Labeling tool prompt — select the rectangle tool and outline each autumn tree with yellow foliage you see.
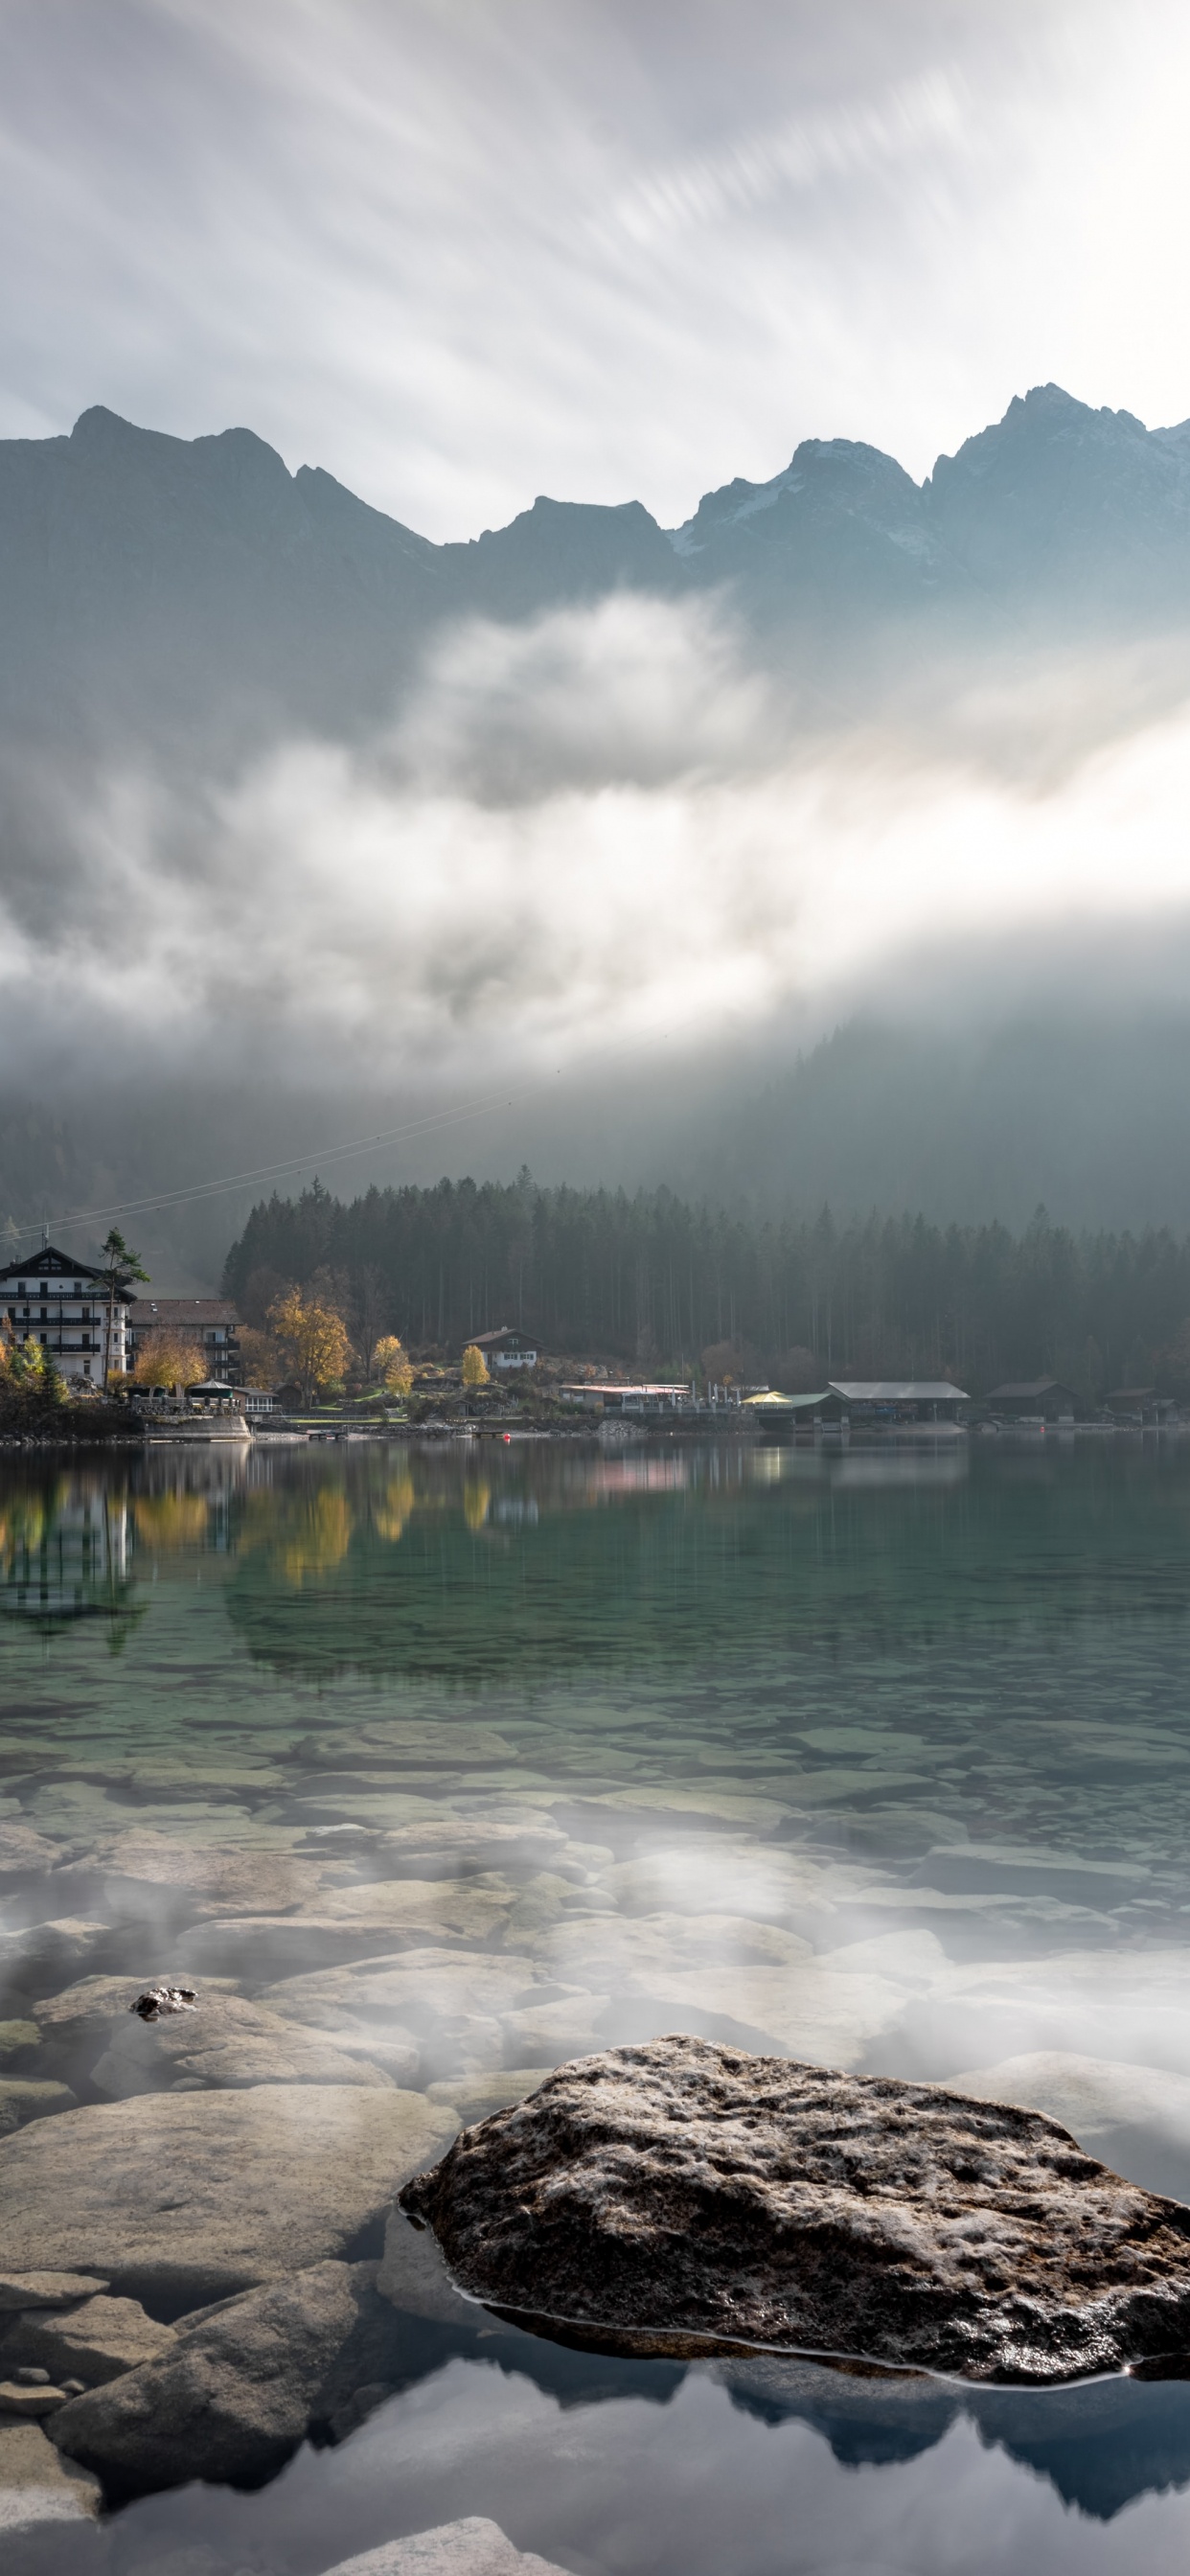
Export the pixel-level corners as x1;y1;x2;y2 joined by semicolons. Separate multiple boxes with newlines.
461;1344;490;1388
373;1335;414;1397
267;1288;353;1404
130;1330;207;1391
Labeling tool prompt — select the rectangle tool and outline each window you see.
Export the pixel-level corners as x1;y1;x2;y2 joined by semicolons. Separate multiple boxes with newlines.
74;1280;83;1294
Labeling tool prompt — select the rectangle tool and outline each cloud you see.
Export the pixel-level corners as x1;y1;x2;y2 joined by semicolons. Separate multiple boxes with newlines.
0;0;1186;541
6;591;1190;1099
604;67;970;250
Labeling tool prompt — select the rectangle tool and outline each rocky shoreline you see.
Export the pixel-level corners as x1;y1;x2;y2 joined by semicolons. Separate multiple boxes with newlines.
1;2013;1190;2537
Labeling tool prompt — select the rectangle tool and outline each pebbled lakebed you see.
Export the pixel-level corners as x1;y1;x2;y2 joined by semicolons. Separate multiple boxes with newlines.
7;1434;1190;2571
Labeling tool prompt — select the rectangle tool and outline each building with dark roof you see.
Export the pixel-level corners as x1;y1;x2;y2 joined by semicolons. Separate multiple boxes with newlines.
0;1243;132;1386
985;1378;1077;1421
468;1326;540;1370
126;1298;242;1384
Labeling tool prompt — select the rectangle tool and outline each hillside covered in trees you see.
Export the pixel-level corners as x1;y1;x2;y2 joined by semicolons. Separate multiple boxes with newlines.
221;1179;1190;1400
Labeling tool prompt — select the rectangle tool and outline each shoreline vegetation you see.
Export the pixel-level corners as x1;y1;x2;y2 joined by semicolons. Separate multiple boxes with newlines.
224;1178;1190;1403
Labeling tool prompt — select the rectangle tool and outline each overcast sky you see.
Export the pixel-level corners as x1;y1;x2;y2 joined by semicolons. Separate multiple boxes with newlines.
4;0;1190;539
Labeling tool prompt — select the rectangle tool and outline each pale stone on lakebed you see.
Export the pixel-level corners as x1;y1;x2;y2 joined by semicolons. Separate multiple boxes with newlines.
34;1972;239;2042
0;2420;100;2530
88;1990;394;2096
0;2080;76;2135
185;1876;515;1971
952;2053;1190;2148
0;2022;40;2058
0;2086;458;2305
1;2294;176;2387
401;2036;1190;2383
263;1948;538;2030
0;2274;109;2310
426;2070;554;2127
540;1916;903;2063
321;2520;571;2576
49;2260;391;2495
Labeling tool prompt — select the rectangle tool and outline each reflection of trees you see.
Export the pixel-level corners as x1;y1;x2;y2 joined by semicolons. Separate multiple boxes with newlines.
279;1487;355;1585
220;1440;1190;1691
374;1471;416;1543
132;1492;211;1549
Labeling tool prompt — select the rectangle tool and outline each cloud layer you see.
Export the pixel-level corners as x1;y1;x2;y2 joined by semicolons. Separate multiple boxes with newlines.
6;592;1190;1099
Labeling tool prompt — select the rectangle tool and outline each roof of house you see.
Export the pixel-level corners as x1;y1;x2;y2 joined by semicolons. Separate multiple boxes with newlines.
561;1382;691;1397
0;1243;104;1282
469;1325;538;1348
744;1390;832;1411
128;1299;239;1327
1106;1387;1157;1401
829;1381;969;1403
986;1378;1073;1400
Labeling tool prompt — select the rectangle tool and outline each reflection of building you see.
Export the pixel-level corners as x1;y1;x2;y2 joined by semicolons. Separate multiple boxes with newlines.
986;1378;1076;1422
1;1483;129;1618
469;1327;540;1370
0;1243;130;1383
126;1298;241;1383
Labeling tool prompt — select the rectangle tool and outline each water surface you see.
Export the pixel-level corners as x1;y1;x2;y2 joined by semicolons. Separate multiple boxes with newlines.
6;1435;1190;2572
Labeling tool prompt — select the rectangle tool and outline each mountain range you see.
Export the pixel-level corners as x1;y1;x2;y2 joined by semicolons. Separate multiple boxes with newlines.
7;378;1190;1274
5;381;1190;764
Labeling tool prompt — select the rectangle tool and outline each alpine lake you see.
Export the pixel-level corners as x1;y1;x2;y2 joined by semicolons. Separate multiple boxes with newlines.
6;1428;1190;2574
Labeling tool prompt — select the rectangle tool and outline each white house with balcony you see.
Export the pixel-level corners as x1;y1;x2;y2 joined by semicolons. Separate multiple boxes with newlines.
0;1243;132;1385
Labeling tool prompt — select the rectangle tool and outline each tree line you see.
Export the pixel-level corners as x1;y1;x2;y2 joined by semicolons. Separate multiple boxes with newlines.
219;1177;1190;1398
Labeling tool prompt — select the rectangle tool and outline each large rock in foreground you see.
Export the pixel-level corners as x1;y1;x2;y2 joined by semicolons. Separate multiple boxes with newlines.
0;2087;458;2307
400;2036;1190;2383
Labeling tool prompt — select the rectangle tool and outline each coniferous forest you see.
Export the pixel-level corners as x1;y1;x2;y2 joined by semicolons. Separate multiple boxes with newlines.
221;1178;1190;1398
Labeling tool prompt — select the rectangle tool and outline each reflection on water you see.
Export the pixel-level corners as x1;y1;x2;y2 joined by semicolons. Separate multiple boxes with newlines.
0;1473;139;1638
7;1437;1190;2568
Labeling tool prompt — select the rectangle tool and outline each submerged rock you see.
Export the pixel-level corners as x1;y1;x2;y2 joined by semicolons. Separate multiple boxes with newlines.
1;2293;176;2387
320;2522;571;2575
0;2380;67;2418
400;2036;1190;2384
0;2086;458;2306
90;1990;395;2098
49;2260;387;2495
0;2274;109;2310
0;2419;101;2532
0;2081;76;2136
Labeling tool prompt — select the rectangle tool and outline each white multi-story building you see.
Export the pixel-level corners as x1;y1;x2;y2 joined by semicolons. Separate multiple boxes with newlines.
0;1242;133;1385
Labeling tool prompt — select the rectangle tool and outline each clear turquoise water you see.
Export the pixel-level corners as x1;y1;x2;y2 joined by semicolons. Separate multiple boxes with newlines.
6;1434;1190;2572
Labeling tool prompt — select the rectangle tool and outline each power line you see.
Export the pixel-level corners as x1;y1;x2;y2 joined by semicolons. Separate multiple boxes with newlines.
30;1074;559;1245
